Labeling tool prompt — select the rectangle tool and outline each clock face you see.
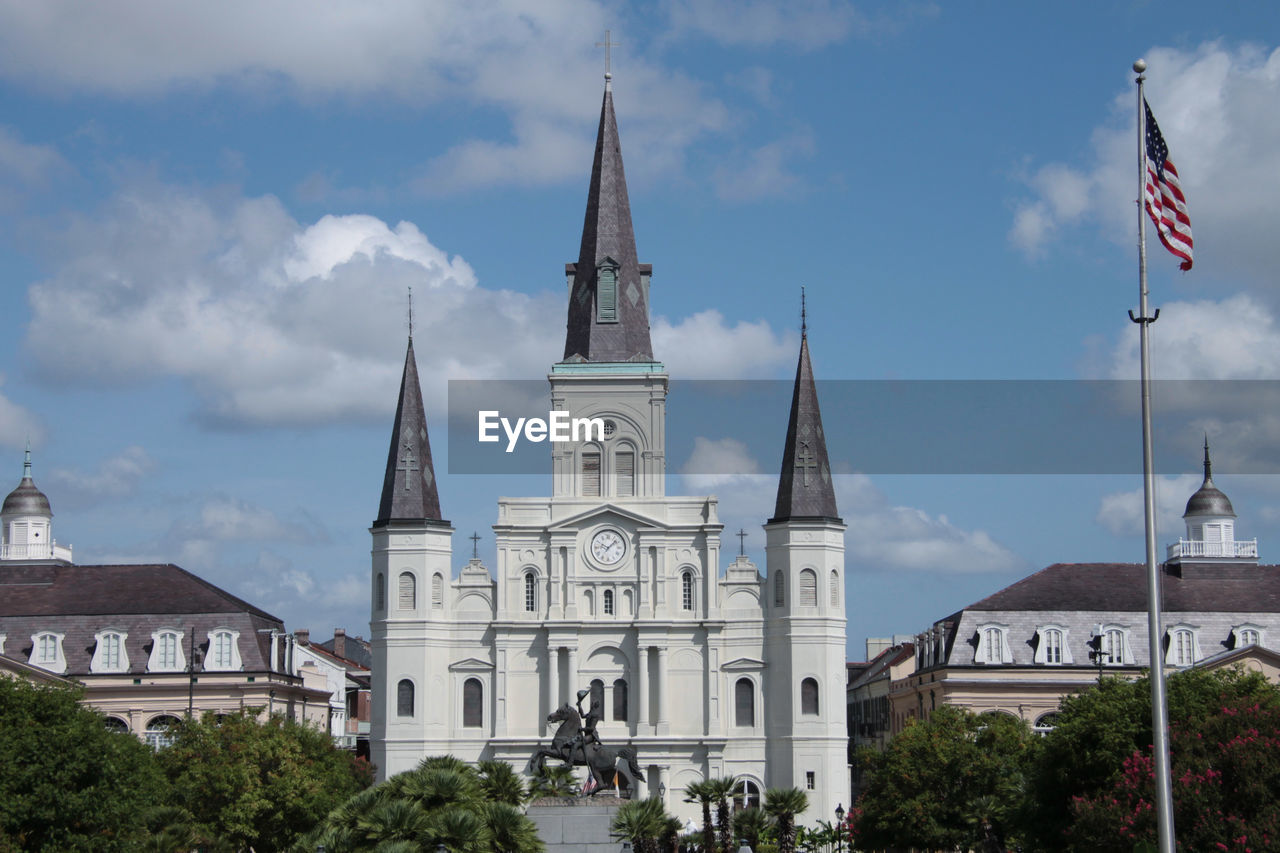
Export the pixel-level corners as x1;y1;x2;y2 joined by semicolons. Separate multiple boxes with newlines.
590;530;626;565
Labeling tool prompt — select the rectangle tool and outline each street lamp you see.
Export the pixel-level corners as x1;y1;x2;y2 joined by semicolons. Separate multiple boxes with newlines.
834;804;845;853
658;782;666;799
621;841;632;853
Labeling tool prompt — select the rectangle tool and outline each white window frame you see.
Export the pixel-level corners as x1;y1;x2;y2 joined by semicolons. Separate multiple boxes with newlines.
0;633;6;655
524;571;537;613
603;588;615;616
90;629;130;674
30;631;67;673
1095;625;1133;665
204;628;243;672
974;624;1012;664
1233;623;1265;649
681;570;695;612
1165;624;1202;667
148;629;186;673
1034;625;1073;665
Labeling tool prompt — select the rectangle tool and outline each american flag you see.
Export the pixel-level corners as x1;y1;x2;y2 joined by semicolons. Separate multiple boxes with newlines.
1144;98;1193;270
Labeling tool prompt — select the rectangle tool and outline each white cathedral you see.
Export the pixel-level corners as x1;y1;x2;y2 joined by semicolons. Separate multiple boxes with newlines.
371;76;849;822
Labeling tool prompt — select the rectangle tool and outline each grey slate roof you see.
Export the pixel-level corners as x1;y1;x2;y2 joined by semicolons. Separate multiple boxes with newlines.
770;331;840;523
562;82;654;364
374;339;444;526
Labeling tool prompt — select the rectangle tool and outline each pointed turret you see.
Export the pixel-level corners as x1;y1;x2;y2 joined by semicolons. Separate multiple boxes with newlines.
1185;436;1235;519
562;75;654;363
374;339;444;526
770;304;840;523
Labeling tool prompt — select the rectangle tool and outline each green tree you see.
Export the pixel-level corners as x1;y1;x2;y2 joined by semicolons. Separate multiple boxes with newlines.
762;787;808;853
853;705;1033;851
0;678;165;851
683;779;717;853
706;776;738;853
1020;666;1280;850
528;762;577;798
478;758;526;805
731;806;771;850
611;797;672;853
157;708;368;852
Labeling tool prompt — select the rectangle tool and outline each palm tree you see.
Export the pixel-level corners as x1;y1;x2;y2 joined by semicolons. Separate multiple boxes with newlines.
659;815;685;853
479;800;544;853
611;797;669;853
528;762;577;799
401;766;483;812
683;780;717;853
429;805;493;853
478;758;527;805
356;799;433;846
763;787;808;853
731;806;770;851
705;777;738;853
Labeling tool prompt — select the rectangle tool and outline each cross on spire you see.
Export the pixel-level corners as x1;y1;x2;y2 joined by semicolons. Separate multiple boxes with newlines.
470;531;481;559
396;441;418;491
736;528;748;556
407;286;414;341
596;29;619;79
801;285;807;337
795;441;817;487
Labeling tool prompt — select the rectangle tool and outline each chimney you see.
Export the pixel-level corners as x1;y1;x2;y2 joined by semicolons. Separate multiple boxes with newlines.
294;628;310;646
333;628;346;659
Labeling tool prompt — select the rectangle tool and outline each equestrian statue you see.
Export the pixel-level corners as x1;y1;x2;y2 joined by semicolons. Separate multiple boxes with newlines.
526;688;645;798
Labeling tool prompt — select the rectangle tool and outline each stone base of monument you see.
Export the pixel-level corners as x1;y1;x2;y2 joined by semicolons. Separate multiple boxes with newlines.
527;795;625;853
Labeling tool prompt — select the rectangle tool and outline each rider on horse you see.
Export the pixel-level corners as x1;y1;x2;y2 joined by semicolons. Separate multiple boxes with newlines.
567;688;602;763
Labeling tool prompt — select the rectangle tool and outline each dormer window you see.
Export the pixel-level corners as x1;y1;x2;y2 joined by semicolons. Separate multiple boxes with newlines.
1233;624;1264;649
148;630;186;673
30;631;66;673
596;260;619;323
1034;625;1073;665
205;628;242;672
91;630;130;674
975;624;1012;664
1166;625;1202;667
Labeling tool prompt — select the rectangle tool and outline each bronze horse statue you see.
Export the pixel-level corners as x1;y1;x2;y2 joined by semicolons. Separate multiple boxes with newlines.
526;702;645;797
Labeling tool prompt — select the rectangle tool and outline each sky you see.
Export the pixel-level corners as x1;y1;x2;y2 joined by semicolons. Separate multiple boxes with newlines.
0;2;1278;659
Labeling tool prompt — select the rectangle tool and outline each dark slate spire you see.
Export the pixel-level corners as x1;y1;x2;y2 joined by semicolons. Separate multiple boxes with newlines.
562;77;654;363
770;306;840;523
1184;435;1235;519
374;339;444;526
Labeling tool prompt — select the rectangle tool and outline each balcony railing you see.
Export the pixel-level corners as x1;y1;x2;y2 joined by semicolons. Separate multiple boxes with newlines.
1167;539;1258;560
0;541;72;561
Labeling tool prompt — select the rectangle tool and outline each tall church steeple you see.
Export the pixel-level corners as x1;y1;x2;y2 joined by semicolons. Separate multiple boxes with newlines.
771;298;840;523
374;338;444;525
562;75;654;363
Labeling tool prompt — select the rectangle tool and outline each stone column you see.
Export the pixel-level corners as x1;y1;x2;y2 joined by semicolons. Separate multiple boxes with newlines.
567;647;579;697
657;646;669;734
636;645;649;733
546;645;560;736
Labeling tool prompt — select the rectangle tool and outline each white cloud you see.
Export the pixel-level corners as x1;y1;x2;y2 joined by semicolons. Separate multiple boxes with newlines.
663;0;935;49
47;446;153;507
0;375;42;450
653;310;796;378
680;437;763;491
711;132;815;202
173;496;326;544
0;126;66;185
1096;474;1201;537
1009;42;1280;284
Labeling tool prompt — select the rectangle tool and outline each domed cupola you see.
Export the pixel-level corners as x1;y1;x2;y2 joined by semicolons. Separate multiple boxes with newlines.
0;445;69;562
1169;438;1256;565
1184;438;1235;520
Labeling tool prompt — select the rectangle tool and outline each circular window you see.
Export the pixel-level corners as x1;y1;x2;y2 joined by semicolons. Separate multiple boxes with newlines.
603;420;617;438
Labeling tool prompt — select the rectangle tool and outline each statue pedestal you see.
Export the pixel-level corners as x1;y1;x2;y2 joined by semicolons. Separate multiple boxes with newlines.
527;795;625;853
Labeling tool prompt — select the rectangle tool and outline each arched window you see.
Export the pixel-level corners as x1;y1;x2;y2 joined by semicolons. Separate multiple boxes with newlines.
830;570;840;607
584;589;594;616
590;679;605;715
145;715;181;750
682;571;694;611
1034;712;1061;734
801;677;819;715
375;572;386;610
1173;629;1196;666
582;450;601;497
1042;629;1063;665
397;679;415;717
93;631;125;673
799;569;817;607
432;573;443;609
774;571;785;607
735;678;755;727
733;779;761;811
148;630;184;673
1237;627;1261;647
623;589;634;616
524;572;537;612
1104;628;1125;664
398;572;416;610
612;678;628;721
615;449;635;497
104;716;129;734
603;589;614;615
210;630;235;670
463;678;483;728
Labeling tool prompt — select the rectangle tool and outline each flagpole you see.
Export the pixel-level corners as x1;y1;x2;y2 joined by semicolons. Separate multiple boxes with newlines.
1132;56;1176;852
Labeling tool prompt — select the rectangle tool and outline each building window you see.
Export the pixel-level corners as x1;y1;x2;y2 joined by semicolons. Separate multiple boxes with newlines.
590;679;605;717
31;631;66;673
805;771;815;790
104;717;129;734
582;451;601;497
148;630;185;673
1104;628;1126;664
682;571;694;611
1239;628;1260;646
596;264;618;322
463;678;483;728
603;589;614;615
1171;628;1198;667
397;679;414;717
612;678;628;722
91;630;129;674
830;570;840;607
615;449;634;497
375;572;386;610
976;625;1010;665
145;715;181;750
1043;629;1062;664
209;631;235;670
774;571;785;607
733;779;761;811
735;678;755;727
524;572;537;612
398;572;416;610
432;573;443;609
801;677;819;715
799;569;817;607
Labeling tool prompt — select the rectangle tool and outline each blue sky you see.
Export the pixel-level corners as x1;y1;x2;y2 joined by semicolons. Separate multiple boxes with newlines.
0;2;1278;657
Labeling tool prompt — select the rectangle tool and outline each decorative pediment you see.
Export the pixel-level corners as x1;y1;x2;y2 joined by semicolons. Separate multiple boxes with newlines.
722;657;767;672
547;503;663;533
448;657;495;672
